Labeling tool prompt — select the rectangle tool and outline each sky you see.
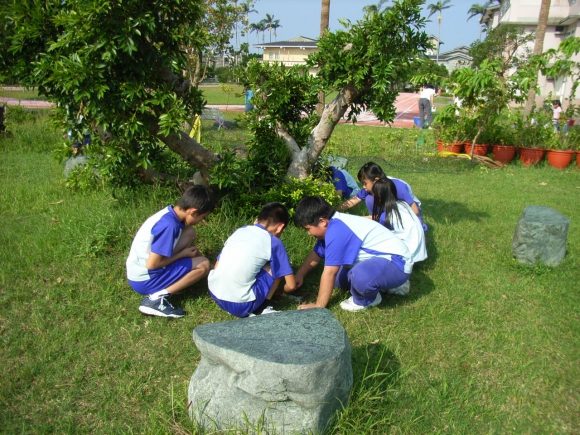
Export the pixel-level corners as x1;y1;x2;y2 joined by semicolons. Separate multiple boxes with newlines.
244;0;485;53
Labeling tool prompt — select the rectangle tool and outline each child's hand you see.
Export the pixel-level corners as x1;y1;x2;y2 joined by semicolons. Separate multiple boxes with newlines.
297;302;318;310
180;246;199;258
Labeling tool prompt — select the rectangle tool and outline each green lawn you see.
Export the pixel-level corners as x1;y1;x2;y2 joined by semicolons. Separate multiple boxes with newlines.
1;114;579;434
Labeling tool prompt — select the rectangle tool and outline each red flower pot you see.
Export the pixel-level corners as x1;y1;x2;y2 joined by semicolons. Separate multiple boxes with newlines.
577;151;580;168
546;149;575;169
492;144;517;164
464;142;489;156
437;140;463;153
518;147;545;166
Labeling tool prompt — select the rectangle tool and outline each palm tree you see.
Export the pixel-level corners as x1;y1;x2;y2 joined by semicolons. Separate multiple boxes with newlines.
264;13;276;43
363;0;390;17
427;0;453;62
467;2;491;40
524;0;552;115
270;19;281;42
249;21;265;44
240;1;258;45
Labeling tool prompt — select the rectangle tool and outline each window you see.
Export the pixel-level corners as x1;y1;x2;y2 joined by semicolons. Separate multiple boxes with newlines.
269;52;273;60
275;51;280;60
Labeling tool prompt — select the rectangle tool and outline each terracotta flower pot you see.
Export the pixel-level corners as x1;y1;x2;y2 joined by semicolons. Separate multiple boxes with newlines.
437;139;463;153
546;149;575;169
577;150;580;168
492;144;516;164
464;142;489;156
518;147;545;166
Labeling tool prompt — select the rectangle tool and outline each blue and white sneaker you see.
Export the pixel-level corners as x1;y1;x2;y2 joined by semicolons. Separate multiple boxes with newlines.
139;296;185;318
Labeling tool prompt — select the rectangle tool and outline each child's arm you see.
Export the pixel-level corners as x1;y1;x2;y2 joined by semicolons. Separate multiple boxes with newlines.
410;202;420;216
294;250;322;288
145;245;199;270
337;195;362;211
282;274;297;293
298;265;340;310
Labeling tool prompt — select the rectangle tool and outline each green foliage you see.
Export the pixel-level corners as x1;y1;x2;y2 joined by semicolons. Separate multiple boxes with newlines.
310;0;430;123
1;0;208;185
215;66;234;83
4;104;37;126
240;60;320;147
468;25;534;70
409;58;449;88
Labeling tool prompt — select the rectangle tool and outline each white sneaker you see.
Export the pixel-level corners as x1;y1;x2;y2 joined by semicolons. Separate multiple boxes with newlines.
385;280;410;296
260;306;279;314
339;293;382;312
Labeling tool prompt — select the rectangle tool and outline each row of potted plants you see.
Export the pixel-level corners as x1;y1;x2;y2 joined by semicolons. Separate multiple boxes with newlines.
433;106;580;169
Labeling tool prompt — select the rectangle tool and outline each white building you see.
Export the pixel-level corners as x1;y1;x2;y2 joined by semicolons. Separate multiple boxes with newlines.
481;0;580;103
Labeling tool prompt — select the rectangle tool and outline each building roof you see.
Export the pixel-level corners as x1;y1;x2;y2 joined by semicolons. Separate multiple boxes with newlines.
255;36;318;49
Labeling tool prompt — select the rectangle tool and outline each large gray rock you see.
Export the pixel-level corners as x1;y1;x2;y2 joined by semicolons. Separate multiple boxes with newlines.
512;205;570;266
188;308;352;434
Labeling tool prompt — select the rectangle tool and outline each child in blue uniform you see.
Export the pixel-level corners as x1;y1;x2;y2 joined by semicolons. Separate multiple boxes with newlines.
371;178;427;295
126;185;216;318
338;161;427;232
208;202;297;317
294;196;412;312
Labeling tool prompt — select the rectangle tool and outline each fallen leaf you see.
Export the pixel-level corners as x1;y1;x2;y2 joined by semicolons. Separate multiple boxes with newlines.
540;182;547;186
51;218;59;222
370;339;380;345
467;301;473;305
56;277;62;284
49;200;64;205
502;294;508;299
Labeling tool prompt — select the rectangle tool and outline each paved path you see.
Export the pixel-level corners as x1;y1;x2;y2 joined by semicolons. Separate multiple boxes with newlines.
0;92;422;129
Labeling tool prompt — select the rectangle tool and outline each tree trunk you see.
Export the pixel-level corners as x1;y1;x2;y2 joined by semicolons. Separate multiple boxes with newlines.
286;83;360;178
524;0;552;115
317;0;331;116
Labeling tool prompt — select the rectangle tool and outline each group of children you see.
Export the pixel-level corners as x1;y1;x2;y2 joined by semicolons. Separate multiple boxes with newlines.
125;162;427;318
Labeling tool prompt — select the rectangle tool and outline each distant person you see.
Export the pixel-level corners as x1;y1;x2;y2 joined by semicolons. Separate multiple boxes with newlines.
418;84;435;129
244;86;255;112
126;186;216;318
208;202;297;318
371;178;427;295
337;162;427;232
552;100;562;132
293;196;413;312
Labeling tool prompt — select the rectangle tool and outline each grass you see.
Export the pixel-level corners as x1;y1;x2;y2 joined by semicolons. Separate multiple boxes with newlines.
1;113;580;434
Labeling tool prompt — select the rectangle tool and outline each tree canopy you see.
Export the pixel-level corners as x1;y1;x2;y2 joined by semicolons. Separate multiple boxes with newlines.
1;0;430;194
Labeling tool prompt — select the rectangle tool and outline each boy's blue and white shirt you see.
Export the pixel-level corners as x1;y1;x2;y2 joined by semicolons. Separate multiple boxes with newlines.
312;212;413;273
208;224;293;303
126;206;184;282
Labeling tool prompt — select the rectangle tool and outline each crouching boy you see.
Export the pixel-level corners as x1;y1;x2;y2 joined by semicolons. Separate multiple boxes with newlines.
208;202;297;317
293;196;413;312
126;185;216;318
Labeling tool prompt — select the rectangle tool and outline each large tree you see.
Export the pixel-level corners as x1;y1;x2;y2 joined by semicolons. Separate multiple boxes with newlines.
1;0;429;188
242;0;430;178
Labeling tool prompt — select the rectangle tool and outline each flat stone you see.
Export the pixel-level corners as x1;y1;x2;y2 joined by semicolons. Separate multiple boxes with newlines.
188;308;352;434
512;205;570;266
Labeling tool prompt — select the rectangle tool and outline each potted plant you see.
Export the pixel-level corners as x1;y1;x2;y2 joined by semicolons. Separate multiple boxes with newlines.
545;126;579;169
487;113;517;163
432;105;464;153
462;115;490;156
513;110;551;166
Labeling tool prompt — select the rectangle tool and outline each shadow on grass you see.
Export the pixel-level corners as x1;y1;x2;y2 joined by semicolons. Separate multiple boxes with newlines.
422;197;490;225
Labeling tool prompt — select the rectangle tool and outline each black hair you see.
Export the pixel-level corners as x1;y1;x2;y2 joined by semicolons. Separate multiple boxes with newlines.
176;185;216;214
294;196;335;227
357;161;386;183
257;202;289;227
552;100;561;106
372;178;403;230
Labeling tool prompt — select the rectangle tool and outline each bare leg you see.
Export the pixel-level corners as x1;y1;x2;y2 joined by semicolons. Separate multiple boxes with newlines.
165;256;210;294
